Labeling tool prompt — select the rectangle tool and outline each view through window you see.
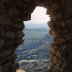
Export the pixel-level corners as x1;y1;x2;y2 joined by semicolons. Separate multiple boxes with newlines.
16;6;52;72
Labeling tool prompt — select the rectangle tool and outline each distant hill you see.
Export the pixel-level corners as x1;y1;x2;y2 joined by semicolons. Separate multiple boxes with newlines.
24;22;49;30
16;28;52;72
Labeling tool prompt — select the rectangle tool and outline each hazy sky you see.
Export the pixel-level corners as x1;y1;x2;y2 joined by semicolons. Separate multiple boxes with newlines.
24;6;50;29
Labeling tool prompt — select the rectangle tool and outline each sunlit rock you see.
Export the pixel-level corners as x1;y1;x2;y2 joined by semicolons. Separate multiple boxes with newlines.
16;69;25;72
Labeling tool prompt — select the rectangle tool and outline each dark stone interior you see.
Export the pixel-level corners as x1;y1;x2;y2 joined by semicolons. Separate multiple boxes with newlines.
0;0;72;72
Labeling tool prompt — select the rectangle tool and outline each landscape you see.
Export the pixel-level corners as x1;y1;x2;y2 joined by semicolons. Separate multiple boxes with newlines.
16;24;52;72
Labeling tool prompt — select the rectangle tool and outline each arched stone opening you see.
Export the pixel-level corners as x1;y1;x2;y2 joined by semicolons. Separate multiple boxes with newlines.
16;6;51;72
0;0;72;72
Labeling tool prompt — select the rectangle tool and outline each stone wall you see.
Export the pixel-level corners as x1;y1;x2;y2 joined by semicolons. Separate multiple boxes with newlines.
0;0;72;72
0;0;36;72
46;0;72;72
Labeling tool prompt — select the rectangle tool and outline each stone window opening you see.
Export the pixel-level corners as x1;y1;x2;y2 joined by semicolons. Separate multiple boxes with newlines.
1;1;65;71
0;1;70;72
16;6;52;72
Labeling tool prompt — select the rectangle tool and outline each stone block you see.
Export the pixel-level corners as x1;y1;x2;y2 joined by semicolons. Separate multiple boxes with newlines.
5;31;16;38
0;65;3;72
0;39;4;47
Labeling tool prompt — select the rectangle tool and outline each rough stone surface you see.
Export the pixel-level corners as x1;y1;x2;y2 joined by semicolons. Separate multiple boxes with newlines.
0;0;72;72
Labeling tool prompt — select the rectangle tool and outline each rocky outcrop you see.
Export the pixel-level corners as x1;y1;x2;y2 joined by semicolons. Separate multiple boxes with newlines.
0;0;72;72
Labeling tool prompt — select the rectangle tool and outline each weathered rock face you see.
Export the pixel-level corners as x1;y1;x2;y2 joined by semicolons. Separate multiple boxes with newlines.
46;0;72;72
0;0;72;72
0;0;36;72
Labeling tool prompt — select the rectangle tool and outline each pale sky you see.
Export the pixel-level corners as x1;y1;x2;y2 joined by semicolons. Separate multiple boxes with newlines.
24;6;50;29
31;6;50;23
